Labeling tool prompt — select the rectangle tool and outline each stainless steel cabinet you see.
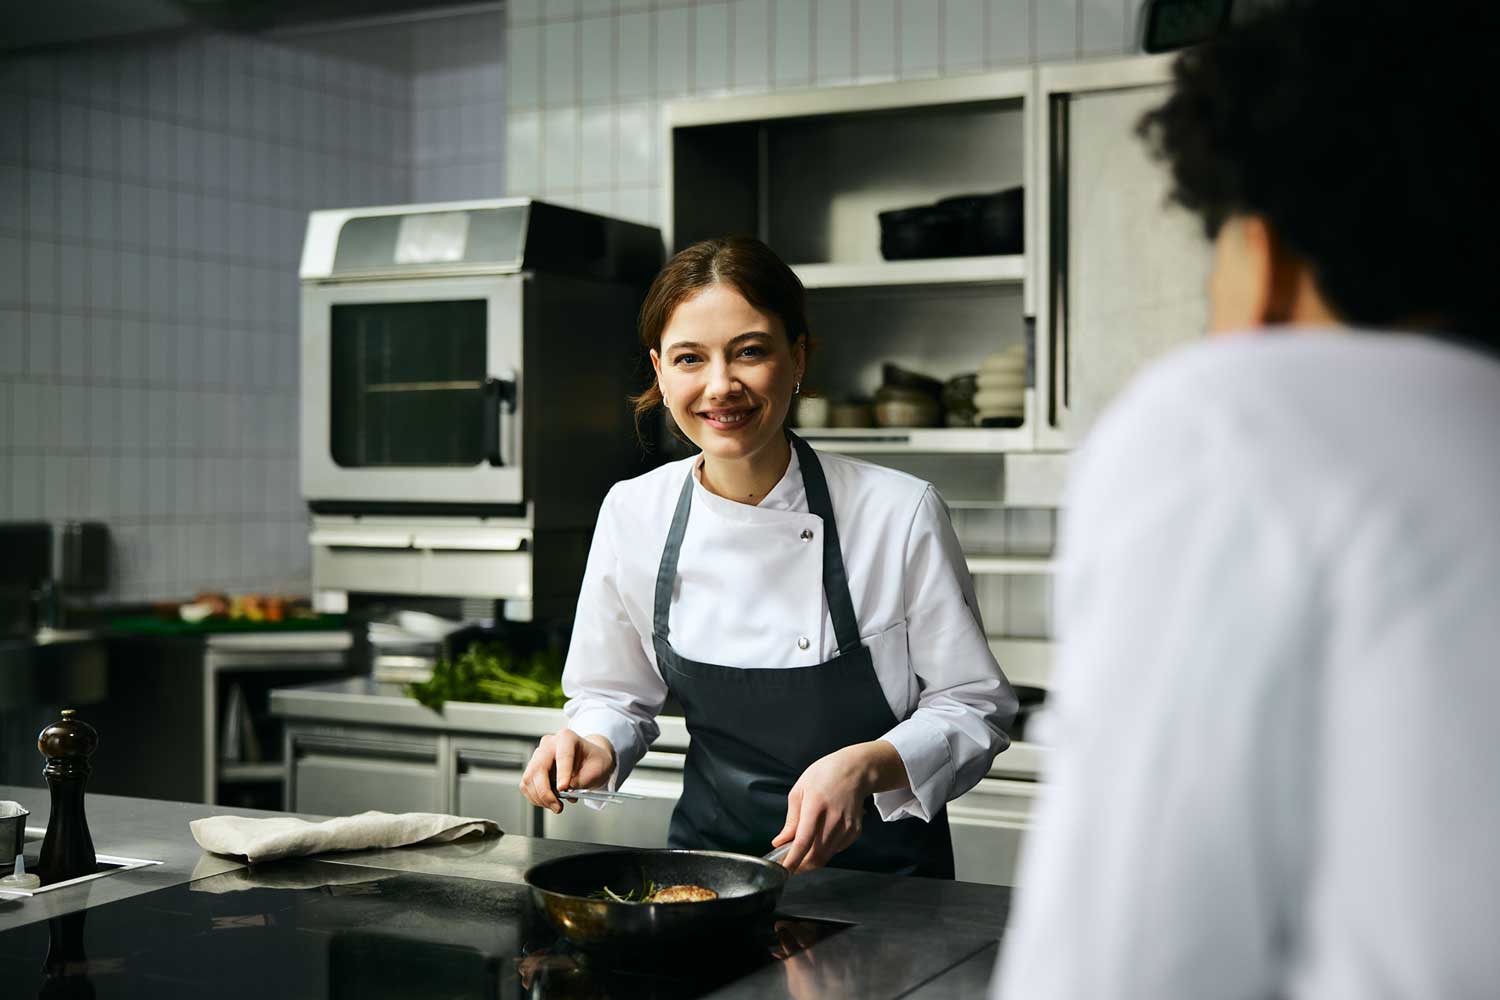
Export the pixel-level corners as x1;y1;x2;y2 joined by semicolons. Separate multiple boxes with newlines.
280;708;1039;884
453;741;539;836
948;777;1038;887
541;752;684;849
290;732;442;817
1035;55;1213;450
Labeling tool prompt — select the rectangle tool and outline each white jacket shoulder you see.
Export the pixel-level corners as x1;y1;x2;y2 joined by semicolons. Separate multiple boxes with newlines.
598;455;697;527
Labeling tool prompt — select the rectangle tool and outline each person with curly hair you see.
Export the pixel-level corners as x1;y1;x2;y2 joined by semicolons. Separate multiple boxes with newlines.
996;1;1500;996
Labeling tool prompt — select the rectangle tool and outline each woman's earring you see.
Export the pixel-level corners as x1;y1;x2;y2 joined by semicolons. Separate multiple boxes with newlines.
794;380;801;395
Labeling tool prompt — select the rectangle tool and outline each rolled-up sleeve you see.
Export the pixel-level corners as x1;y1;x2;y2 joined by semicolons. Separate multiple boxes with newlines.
561;489;666;791
875;486;1017;822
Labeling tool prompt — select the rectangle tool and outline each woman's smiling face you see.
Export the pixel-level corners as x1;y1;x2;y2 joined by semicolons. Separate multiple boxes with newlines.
651;283;805;464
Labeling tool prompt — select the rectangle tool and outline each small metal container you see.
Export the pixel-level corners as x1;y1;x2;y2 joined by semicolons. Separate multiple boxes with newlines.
0;804;30;863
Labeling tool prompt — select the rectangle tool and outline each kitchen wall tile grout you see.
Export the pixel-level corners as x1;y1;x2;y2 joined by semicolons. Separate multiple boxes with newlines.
0;21;460;598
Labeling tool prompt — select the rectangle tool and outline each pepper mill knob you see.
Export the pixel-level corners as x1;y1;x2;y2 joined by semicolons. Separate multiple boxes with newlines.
38;710;100;771
35;709;98;886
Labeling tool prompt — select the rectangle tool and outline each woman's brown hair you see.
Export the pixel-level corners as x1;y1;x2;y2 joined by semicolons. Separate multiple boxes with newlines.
630;236;812;425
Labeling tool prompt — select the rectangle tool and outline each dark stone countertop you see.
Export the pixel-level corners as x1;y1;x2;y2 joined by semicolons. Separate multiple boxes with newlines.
0;785;1010;997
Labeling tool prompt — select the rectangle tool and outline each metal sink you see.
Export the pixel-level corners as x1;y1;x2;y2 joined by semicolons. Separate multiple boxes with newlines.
0;630;106;711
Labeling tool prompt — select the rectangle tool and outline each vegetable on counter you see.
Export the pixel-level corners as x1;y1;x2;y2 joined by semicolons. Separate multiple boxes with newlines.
177;592;312;624
405;641;567;711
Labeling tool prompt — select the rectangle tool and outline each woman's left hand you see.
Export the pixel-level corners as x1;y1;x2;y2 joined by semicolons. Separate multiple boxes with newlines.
772;741;905;874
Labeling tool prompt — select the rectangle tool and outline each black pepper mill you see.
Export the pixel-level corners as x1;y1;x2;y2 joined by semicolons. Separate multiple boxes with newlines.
40;911;98;1000
35;709;98;885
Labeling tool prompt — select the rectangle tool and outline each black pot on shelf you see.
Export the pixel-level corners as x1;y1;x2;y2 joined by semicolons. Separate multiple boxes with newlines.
878;186;1025;260
877;205;961;260
935;187;1024;256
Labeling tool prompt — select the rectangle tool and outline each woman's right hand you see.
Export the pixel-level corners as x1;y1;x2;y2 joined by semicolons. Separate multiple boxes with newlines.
520;730;616;813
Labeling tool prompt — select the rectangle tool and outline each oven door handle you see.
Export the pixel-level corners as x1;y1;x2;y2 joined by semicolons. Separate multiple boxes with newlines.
483;372;518;466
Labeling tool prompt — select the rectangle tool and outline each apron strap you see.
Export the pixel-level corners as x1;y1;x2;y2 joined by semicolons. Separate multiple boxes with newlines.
790;434;864;657
653;467;696;642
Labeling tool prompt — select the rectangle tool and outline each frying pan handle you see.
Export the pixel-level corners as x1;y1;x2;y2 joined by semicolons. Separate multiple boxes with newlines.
762;844;792;867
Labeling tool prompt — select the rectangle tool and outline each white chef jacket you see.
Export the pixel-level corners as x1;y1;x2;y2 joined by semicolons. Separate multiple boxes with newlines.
562;445;1016;823
996;331;1500;999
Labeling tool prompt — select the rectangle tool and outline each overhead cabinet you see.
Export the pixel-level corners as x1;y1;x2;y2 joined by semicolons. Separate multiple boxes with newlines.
665;56;1213;463
666;72;1039;456
1034;55;1213;450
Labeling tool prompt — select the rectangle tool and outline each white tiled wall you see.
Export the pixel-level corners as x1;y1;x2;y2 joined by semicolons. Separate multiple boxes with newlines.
1;1;1106;608
410;10;508;202
504;0;1139;225
0;28;413;601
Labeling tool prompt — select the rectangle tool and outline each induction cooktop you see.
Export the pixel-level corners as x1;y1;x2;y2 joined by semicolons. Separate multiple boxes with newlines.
0;859;849;999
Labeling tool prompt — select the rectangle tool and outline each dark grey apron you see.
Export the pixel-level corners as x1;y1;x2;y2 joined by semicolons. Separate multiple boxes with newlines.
655;434;954;878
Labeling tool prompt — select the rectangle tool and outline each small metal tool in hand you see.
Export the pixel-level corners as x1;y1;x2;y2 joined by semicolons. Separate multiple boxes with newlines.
544;769;645;805
556;788;645;805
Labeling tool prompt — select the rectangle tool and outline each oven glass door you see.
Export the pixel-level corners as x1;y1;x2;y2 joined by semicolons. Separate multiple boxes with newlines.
330;299;488;468
302;275;524;507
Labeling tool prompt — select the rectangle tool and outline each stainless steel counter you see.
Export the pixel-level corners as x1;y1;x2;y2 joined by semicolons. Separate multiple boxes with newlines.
271;676;1043;779
0;785;266;931
0;784;1011;997
272;675;694;747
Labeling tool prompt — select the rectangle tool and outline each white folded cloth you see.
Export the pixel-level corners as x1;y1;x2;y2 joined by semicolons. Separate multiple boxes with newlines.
190;811;500;864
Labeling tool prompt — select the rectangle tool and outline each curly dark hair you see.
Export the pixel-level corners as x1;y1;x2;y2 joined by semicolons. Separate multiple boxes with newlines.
1137;0;1498;347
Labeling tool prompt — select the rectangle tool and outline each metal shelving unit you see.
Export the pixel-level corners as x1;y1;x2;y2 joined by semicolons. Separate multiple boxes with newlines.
792;255;1026;289
966;555;1057;576
800;421;1033;455
665;71;1039;453
987;638;1053;689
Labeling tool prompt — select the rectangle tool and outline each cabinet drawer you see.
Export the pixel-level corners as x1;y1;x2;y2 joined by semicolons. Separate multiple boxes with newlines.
542;758;683;849
291;737;441;816
455;747;536;836
949;778;1038;887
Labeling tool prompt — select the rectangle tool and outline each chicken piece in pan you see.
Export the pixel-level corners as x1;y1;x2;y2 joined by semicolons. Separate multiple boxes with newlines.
647;884;719;903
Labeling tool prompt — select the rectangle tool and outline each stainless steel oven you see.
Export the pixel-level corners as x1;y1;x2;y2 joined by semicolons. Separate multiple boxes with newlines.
302;273;525;508
298;199;662;613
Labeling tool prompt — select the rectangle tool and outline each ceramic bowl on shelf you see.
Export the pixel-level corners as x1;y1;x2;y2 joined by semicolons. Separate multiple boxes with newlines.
794;396;830;429
874;386;940;428
828;401;874;428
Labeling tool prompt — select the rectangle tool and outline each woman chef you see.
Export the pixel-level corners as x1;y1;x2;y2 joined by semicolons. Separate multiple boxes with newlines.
519;236;1017;877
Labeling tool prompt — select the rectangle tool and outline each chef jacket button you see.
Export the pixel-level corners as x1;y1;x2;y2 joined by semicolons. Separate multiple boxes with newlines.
800;529;814;541
796;636;810;650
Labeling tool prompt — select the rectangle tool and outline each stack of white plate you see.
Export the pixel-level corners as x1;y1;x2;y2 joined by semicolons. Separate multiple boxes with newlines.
976;345;1026;422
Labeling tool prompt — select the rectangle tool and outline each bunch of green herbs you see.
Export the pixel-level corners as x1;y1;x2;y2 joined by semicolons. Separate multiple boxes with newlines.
406;641;566;711
592;881;660;903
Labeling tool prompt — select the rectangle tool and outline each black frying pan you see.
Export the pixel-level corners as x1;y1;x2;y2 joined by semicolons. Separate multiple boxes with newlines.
524;846;791;958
